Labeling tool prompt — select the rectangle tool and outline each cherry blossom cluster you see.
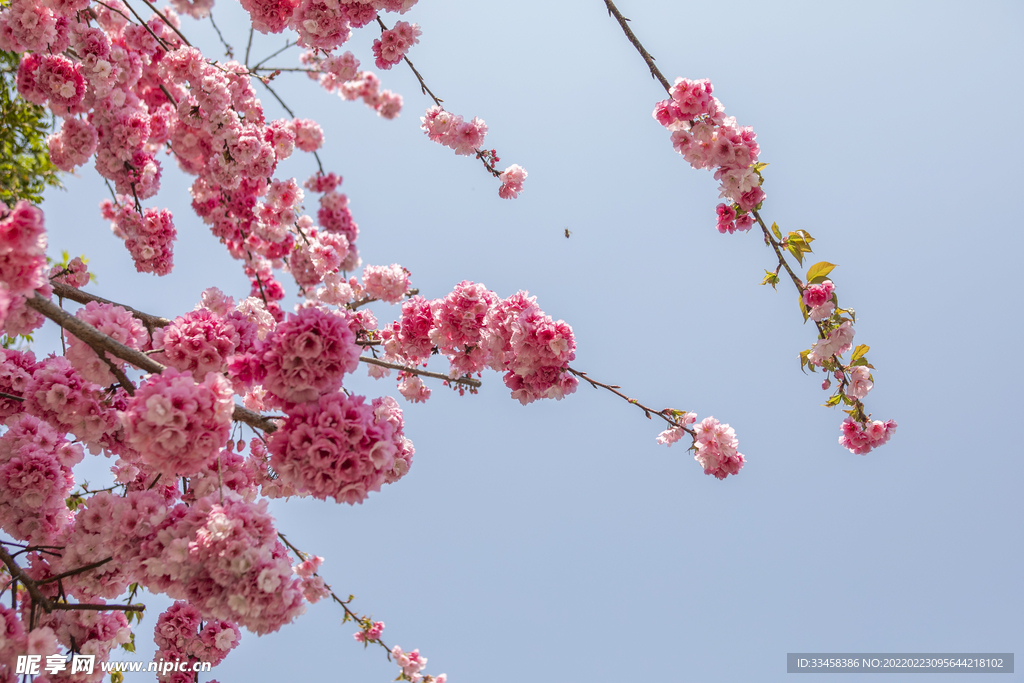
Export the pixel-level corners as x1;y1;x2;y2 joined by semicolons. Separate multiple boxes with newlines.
255;305;361;405
392;645;446;683
0;413;80;544
302;50;403;119
239;0;417;43
372;20;420;69
13;589;132;680
152;302;258;377
138;493;307;634
153;601;240;677
65;301;148;385
377;284;578;405
420;106;527;198
120;367;234;478
292;554;330;603
421;105;487;156
48;255;91;287
101;199;177;276
21;356;115;447
655;412;745;480
0;201;47;302
47;118;99;172
266;392;413;504
353;619;384;643
653;78;764;233
838;417;897;455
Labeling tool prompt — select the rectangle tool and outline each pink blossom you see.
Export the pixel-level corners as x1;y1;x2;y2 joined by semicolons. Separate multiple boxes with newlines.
397;373;430;403
260;306;361;405
846;366;873;400
138;494;307;634
839;417;896;455
267;391;412;504
290;0;351;50
103;199;177;276
47;118;98;171
808;321;855;366
498;164;527;199
65;301;148;385
239;0;300;33
668;77;717;119
0;200;47;297
362;263;409;303
293;118;324;152
371;20;420;69
152;308;255;378
47;255;90;287
693;416;745;480
120;368;234;478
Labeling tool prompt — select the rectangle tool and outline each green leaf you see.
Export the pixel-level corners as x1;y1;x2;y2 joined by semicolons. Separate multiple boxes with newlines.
753;162;770;173
850;359;874;369
771;222;782;240
793;229;815;244
805;261;837;284
798;294;809;322
824;394;842;407
786;242;805;266
761;270;780;289
851;344;870;361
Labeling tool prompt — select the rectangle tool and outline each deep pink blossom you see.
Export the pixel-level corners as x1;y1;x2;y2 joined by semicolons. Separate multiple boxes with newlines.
120;368;234;478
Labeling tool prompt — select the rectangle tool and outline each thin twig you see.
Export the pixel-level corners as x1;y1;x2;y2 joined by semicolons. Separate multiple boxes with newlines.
252;40;295;71
601;0;671;93
359;356;481;388
35;558;113;586
566;366;694;435
134;0;192;46
278;533;393;659
208;10;233;57
244;27;254;66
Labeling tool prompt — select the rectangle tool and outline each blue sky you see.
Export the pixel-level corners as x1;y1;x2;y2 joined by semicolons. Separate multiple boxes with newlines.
37;0;1022;680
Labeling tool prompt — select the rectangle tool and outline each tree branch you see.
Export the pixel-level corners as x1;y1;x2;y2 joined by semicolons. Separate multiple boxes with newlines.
25;294;280;433
601;0;671;93
359;356;481;388
51;281;172;332
566;366;694;435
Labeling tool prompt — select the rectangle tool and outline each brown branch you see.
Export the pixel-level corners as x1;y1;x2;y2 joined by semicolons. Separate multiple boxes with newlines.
50;281;172;332
25;294;280;433
359;356;481;388
0;546;53;612
251;40;295;71
566;366;694;435
26;293;166;374
35;557;112;586
0;391;23;402
278;533;393;659
50;602;146;612
602;0;671;93
244;27;254;66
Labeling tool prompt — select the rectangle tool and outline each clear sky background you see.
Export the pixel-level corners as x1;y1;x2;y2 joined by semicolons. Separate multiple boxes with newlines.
35;0;1022;680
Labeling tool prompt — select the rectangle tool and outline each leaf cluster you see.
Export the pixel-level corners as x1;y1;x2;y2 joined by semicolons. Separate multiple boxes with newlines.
0;49;62;206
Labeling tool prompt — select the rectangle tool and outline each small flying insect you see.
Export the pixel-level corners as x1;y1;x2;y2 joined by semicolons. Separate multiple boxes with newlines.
564;228;572;238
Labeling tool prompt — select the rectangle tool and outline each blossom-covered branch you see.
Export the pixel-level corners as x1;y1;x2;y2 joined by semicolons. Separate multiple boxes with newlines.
602;0;896;455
